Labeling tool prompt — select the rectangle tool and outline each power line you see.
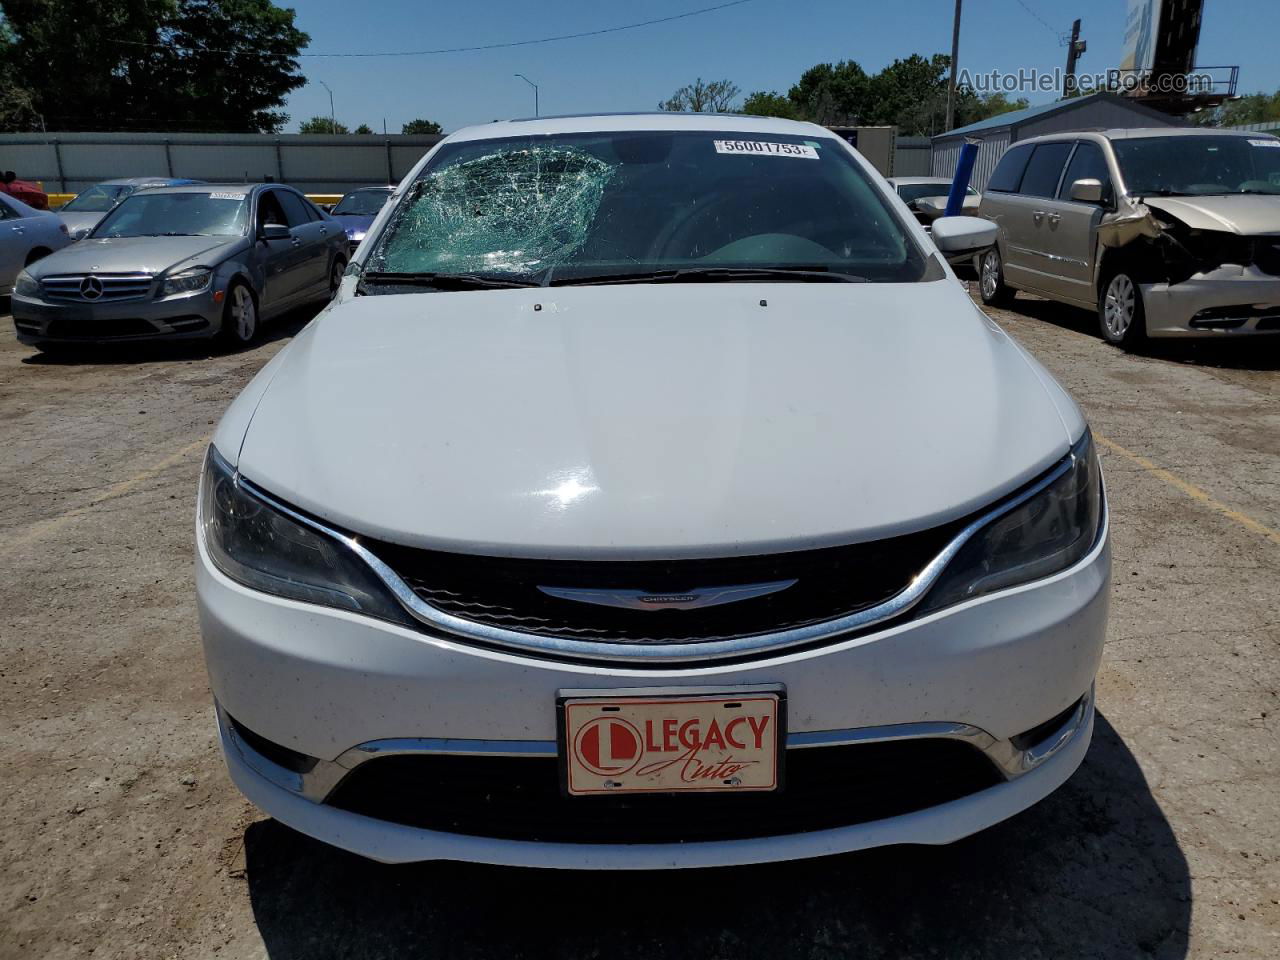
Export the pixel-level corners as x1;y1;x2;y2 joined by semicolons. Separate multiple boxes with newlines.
1009;0;1060;37
107;0;754;59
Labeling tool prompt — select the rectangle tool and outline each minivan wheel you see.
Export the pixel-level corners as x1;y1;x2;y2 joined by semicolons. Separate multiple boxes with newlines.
979;247;1014;306
221;282;259;348
1099;271;1146;348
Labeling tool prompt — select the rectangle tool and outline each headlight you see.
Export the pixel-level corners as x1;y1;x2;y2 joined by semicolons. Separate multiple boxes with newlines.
918;432;1102;614
161;267;213;297
13;269;40;298
200;446;412;624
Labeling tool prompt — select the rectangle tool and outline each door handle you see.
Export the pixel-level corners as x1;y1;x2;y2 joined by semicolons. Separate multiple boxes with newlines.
1032;210;1045;224
319;226;327;235
1047;212;1061;225
291;237;301;247
10;225;23;233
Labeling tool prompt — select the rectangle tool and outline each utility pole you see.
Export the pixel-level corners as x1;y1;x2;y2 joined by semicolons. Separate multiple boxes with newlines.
945;0;962;132
1064;19;1086;97
514;73;539;118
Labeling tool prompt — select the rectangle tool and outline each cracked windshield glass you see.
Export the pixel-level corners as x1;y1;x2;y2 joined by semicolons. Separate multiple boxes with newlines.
363;130;931;286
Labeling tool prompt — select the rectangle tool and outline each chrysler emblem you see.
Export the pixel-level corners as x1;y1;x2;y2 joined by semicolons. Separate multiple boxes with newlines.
537;579;797;612
79;276;104;300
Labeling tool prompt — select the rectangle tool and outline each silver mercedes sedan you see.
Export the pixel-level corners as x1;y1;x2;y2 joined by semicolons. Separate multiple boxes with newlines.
12;183;349;352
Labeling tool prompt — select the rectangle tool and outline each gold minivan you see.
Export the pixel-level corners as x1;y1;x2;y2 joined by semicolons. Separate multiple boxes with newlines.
976;128;1280;347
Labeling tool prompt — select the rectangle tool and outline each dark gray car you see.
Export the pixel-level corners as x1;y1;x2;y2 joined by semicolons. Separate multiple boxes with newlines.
12;183;349;351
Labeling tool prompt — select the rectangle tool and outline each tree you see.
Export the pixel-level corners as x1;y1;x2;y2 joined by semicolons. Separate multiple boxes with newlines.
1192;90;1280;128
298;116;348;134
954;91;1029;128
659;78;740;113
741;90;798;120
864;53;952;134
353;123;374;134
402;118;443;134
786;61;869;124
0;0;308;132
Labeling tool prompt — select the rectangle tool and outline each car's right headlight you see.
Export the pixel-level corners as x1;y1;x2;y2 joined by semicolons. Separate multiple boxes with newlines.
917;432;1103;614
13;270;40;298
200;446;413;624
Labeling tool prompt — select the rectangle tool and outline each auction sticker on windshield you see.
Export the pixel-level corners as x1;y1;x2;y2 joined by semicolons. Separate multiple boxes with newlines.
561;693;780;795
713;140;819;159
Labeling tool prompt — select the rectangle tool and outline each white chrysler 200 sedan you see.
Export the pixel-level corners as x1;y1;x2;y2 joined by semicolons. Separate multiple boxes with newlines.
196;114;1110;869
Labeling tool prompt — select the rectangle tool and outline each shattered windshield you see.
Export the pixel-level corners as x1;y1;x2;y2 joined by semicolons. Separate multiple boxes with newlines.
1114;136;1280;196
363;130;930;286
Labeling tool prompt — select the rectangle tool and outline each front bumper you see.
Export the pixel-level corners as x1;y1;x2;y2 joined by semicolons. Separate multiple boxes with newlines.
197;508;1110;866
1142;265;1280;337
11;288;224;344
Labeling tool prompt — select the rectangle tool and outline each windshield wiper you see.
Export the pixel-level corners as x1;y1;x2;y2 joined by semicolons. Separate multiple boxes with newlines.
549;266;868;286
357;270;540;292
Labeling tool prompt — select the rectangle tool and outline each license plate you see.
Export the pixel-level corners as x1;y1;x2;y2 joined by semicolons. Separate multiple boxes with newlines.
560;692;781;796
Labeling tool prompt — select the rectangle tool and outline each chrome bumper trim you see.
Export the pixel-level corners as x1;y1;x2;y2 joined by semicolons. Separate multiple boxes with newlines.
217;686;1095;806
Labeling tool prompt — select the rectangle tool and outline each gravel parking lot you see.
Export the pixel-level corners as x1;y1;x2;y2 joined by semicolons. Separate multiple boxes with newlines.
1;292;1277;960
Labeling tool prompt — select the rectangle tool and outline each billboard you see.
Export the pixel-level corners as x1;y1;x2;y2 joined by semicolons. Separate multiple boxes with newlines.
1120;0;1162;73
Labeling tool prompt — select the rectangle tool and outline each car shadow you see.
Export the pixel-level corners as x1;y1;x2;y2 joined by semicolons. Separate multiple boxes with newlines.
242;712;1189;959
999;295;1280;372
14;302;323;366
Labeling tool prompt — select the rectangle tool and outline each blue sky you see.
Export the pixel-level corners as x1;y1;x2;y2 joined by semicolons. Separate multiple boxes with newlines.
282;0;1280;134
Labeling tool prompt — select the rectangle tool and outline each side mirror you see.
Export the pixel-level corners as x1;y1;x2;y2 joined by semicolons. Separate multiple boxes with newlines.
931;215;998;254
1069;178;1104;204
260;222;291;241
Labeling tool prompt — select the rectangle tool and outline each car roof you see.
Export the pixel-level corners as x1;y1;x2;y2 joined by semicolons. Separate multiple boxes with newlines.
445;112;835;144
101;176;202;186
344;186;395;193
126;183;261;196
1019;127;1276;146
891;176;955;185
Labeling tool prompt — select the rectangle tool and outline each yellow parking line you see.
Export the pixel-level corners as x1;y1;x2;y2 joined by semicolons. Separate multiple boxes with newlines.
1094;432;1280;547
7;437;209;552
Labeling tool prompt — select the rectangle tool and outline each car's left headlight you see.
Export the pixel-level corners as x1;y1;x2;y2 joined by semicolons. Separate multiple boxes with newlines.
200;446;413;625
13;269;40;298
917;432;1103;614
161;267;213;297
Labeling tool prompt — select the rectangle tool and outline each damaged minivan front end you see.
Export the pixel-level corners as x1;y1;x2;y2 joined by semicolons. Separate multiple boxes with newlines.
1103;197;1280;337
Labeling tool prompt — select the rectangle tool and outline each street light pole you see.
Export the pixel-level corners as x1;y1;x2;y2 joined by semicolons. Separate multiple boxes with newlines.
514;73;539;118
317;79;336;133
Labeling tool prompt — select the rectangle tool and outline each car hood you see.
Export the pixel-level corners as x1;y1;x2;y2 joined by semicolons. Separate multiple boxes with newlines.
233;281;1077;558
25;234;243;276
1143;194;1280;234
334;213;375;236
57;211;105;237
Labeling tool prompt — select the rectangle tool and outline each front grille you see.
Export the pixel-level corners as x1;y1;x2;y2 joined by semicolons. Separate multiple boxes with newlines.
41;274;153;303
326;740;1003;843
45;317;157;339
371;522;965;646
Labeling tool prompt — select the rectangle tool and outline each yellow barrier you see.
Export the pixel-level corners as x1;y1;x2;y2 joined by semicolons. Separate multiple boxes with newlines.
47;191;346;210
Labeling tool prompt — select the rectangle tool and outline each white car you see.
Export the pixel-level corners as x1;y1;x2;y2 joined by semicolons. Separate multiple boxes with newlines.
0;191;71;294
196;114;1110;869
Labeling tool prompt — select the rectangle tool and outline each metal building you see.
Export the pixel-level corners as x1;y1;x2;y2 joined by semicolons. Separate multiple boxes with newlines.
931;92;1179;190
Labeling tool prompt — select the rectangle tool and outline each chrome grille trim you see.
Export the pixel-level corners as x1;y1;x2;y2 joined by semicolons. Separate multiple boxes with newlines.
225;438;1098;664
41;274;154;303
